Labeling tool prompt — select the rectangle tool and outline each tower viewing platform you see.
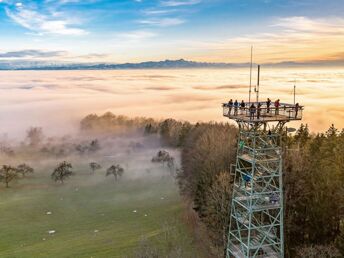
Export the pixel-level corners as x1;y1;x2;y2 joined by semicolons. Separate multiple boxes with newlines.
222;101;303;123
225;99;304;258
224;61;304;258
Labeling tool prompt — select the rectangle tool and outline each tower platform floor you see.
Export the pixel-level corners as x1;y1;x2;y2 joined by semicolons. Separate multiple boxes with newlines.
223;102;303;122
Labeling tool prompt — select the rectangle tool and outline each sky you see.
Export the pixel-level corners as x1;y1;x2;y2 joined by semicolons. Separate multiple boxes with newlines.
0;0;344;64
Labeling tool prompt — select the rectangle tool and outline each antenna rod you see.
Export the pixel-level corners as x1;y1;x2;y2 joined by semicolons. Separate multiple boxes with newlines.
256;65;260;104
294;80;296;105
249;46;253;105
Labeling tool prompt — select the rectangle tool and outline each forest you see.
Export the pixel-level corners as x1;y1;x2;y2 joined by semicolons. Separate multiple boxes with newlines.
81;113;344;258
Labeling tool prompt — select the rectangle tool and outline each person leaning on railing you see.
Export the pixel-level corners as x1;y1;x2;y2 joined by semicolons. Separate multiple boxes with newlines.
249;103;256;120
257;103;262;119
240;100;245;115
266;98;271;113
295;103;300;118
274;99;280;115
234;100;239;115
227;99;233;115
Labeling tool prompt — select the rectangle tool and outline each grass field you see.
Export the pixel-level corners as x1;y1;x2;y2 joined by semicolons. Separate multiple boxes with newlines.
0;163;195;258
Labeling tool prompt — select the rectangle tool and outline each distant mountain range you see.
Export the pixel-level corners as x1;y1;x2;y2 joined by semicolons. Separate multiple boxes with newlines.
0;59;246;70
0;58;343;70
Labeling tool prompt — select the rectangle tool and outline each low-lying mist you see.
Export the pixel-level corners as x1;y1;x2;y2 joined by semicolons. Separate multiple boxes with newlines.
0;123;180;190
1;68;344;137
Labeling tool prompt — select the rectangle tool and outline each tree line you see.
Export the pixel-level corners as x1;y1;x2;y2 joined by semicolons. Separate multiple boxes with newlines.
173;122;343;257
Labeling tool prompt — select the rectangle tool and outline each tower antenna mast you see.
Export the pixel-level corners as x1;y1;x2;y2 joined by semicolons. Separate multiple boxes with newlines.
294;79;296;105
249;46;253;105
256;65;260;105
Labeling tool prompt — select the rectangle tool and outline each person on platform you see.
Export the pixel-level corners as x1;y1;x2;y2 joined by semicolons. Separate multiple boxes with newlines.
274;99;280;115
249;103;256;120
295;103;300;118
240;100;245;115
227;99;233;115
257;102;262;119
234;100;239;116
266;98;271;113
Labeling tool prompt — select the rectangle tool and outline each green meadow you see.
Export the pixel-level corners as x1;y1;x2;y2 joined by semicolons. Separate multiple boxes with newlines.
0;166;195;258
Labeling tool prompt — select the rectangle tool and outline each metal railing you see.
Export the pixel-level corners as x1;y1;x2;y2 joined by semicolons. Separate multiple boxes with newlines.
222;102;303;121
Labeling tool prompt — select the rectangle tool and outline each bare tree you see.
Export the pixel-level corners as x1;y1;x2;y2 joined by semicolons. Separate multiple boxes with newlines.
26;127;44;147
89;139;100;152
152;150;174;166
51;161;73;184
89;162;101;174
106;164;124;182
204;172;232;256
0;165;19;188
295;244;341;258
152;150;175;175
16;163;34;177
75;139;101;155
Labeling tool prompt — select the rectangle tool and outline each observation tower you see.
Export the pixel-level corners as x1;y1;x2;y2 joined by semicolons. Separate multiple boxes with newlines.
223;65;303;258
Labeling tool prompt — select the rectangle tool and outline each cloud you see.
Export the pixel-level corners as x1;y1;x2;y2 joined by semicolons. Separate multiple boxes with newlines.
77;53;110;60
145;86;178;91
117;30;157;41
59;0;80;3
166;93;217;103
0;49;68;58
187;16;344;63
143;9;176;15
138;18;185;26
44;0;81;4
193;84;248;90
272;16;344;34
161;0;201;7
5;5;88;36
0;49;110;62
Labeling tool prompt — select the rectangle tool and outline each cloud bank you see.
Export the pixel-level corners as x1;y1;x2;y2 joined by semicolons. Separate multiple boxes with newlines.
5;2;87;36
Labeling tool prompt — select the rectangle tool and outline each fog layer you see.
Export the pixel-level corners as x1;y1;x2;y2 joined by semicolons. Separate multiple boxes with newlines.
0;68;343;138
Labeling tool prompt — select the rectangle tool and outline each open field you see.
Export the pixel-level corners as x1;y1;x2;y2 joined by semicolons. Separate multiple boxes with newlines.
0;162;195;258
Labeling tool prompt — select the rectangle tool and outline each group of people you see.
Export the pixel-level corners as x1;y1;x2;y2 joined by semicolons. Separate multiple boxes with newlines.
225;98;300;120
226;99;246;116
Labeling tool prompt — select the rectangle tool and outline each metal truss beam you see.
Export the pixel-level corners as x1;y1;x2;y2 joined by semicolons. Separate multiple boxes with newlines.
227;123;284;258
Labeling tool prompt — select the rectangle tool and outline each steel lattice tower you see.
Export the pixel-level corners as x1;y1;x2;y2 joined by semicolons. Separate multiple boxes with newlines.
222;101;303;258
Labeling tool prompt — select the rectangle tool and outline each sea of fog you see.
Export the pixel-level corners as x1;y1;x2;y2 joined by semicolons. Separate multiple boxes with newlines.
1;68;343;138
